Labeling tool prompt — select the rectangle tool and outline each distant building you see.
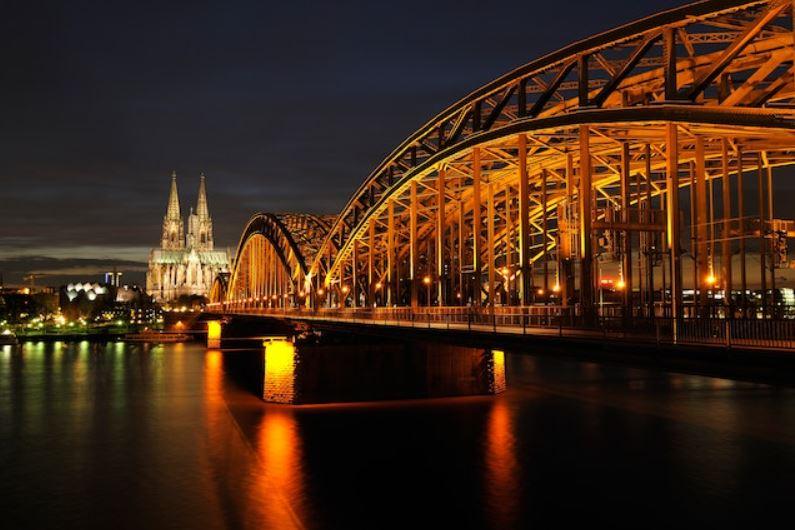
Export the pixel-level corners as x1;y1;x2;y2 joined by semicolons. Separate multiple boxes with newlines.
105;268;122;287
146;172;229;302
59;281;161;324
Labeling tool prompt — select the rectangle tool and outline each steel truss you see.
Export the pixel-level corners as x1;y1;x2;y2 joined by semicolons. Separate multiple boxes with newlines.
212;0;795;323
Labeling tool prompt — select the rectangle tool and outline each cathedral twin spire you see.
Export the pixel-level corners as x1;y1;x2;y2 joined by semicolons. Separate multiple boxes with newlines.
161;171;214;251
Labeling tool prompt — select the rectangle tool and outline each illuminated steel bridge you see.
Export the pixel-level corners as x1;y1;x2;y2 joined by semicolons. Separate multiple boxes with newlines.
208;0;795;348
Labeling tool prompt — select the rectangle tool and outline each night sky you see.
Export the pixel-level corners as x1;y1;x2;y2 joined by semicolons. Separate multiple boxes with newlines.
2;0;783;286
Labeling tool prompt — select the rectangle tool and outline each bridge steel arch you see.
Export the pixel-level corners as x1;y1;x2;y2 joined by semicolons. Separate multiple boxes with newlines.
208;273;229;305
304;0;795;319
216;213;331;311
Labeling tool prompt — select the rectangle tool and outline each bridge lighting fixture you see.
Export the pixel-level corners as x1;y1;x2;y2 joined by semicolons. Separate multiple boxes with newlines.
375;282;383;290
616;279;626;290
537;289;544;296
423;276;431;285
341;285;349;294
317;289;325;296
706;274;717;286
552;284;561;293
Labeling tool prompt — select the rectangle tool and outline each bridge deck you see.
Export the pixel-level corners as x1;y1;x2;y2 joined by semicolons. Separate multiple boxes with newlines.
208;306;795;353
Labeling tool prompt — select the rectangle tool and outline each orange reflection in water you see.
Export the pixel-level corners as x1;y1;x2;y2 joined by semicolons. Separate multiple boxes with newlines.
250;407;306;527
204;349;223;396
203;348;306;529
485;399;519;528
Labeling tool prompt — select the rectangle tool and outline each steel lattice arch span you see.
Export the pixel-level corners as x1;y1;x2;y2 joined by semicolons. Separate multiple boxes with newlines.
209;0;795;345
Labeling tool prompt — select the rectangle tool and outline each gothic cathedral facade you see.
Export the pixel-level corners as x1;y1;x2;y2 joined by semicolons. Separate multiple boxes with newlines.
146;173;230;302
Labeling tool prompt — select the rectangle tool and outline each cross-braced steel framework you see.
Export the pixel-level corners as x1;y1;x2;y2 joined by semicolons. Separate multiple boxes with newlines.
225;213;332;308
212;0;795;329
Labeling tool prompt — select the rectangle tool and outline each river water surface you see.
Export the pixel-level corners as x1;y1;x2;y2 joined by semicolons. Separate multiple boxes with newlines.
1;340;793;529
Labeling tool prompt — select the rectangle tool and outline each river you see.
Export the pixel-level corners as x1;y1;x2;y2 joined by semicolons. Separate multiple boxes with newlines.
1;340;793;529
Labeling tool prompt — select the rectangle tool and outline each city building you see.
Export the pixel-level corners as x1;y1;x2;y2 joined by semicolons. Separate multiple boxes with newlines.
105;268;122;287
146;172;229;302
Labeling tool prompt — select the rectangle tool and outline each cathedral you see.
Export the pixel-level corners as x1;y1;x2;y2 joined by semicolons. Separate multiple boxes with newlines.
146;173;230;302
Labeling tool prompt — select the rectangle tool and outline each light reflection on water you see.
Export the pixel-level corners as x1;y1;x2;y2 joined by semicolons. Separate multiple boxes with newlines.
0;340;794;529
485;398;518;528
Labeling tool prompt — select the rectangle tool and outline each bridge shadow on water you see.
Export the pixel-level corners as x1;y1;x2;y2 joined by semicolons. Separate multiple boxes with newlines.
216;330;506;405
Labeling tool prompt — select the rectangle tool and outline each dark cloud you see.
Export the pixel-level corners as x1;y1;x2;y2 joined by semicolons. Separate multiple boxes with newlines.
0;255;147;287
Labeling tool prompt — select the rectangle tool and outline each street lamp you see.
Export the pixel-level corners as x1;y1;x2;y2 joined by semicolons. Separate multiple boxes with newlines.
341;285;349;307
423;275;432;307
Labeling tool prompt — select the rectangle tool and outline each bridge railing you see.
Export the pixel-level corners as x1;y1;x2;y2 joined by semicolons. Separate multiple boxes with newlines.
216;304;795;351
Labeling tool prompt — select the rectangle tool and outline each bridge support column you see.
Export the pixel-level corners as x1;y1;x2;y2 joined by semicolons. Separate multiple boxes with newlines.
666;123;683;323
437;168;446;306
207;320;222;349
352;240;359;308
387;200;396;306
472;147;483;306
410;181;419;308
757;153;768;317
620;142;633;317
578;126;594;321
368;220;376;306
458;200;465;305
518;135;530;305
721;139;733;316
695;137;709;315
542;168;549;301
487;181;496;308
737;147;747;315
560;153;575;308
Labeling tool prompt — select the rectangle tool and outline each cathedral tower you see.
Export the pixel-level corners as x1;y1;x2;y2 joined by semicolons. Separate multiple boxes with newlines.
161;171;185;250
187;173;214;251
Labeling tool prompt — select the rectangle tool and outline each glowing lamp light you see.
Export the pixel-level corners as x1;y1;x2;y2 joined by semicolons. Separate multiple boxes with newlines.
706;274;717;285
423;275;432;285
375;282;383;290
552;284;561;293
616;279;626;290
317;289;325;296
341;285;349;294
537;288;544;296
